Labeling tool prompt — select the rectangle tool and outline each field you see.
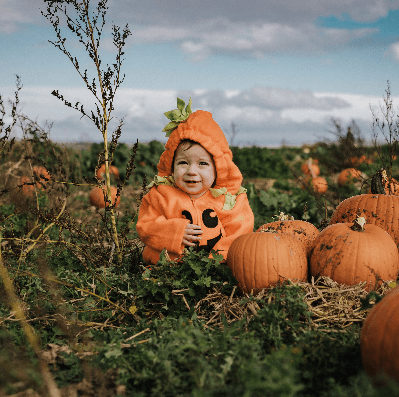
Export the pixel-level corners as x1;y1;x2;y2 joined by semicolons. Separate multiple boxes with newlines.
1;120;399;397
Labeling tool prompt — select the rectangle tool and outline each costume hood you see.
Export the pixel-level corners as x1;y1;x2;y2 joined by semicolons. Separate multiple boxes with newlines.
157;110;242;194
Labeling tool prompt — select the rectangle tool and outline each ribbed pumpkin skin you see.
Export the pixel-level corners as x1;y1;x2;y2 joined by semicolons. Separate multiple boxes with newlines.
361;286;399;383
329;194;399;248
257;220;319;254
227;232;308;293
309;223;399;291
89;186;120;208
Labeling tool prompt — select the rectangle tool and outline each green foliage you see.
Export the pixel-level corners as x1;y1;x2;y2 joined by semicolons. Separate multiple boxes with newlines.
298;330;362;396
231;146;294;179
94;316;304;397
245;182;320;229
133;248;236;317
246;283;312;351
51;351;84;388
79;140;164;185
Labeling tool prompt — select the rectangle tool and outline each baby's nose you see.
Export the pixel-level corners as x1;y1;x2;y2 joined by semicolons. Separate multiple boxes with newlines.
187;165;198;174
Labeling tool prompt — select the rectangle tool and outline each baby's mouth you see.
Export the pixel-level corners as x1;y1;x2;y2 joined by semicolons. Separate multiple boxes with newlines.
185;180;199;185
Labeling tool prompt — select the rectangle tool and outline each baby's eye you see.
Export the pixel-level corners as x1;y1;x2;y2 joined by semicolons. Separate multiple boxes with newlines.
200;161;209;166
177;160;188;165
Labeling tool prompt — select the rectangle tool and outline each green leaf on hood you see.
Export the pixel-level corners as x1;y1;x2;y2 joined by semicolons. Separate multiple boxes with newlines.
164;109;182;121
177;97;186;112
162;97;193;137
185;97;192;115
162;121;179;132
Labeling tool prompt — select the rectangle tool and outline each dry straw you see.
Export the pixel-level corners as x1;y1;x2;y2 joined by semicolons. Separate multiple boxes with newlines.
194;276;394;331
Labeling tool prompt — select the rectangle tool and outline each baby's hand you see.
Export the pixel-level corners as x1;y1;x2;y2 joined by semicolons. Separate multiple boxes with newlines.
182;224;203;247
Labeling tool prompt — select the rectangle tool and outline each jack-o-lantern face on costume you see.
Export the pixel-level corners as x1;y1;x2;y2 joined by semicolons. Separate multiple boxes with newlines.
182;209;223;253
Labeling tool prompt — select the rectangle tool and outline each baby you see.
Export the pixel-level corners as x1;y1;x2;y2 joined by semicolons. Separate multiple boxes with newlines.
136;105;254;264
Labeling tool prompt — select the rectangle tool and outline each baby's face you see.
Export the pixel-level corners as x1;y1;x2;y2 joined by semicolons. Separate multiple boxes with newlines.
173;142;216;198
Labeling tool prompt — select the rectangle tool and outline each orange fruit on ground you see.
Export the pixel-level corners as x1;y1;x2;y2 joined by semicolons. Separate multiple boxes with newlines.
20;176;35;197
96;164;119;180
89;186;120;208
338;168;362;186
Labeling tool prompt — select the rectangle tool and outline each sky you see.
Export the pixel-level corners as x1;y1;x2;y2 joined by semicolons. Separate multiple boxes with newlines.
1;0;399;147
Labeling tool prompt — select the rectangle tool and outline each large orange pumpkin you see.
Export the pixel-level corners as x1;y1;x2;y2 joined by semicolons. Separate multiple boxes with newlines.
89;186;120;208
256;212;319;254
227;232;308;293
309;217;398;291
337;168;362;186
96;164;119;180
360;286;399;385
329;169;399;247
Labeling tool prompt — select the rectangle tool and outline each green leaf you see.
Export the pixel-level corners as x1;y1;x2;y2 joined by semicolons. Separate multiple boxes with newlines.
162;121;179;132
177;97;185;112
185;97;192;114
164;109;182;121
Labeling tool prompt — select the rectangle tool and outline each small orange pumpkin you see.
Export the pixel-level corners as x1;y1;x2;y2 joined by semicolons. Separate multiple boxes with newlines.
33;166;51;185
256;212;319;254
19;176;35;197
337;168;362;186
309;217;398;291
360;286;399;385
89;186;120;208
301;158;320;177
96;164;119;180
303;175;328;194
227;232;308;293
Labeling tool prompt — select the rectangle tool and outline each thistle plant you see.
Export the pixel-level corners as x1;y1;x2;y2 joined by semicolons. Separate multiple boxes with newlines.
41;0;131;265
371;81;399;182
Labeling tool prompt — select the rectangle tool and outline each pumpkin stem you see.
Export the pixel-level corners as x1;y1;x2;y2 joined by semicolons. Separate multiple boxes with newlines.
370;168;387;195
350;216;366;232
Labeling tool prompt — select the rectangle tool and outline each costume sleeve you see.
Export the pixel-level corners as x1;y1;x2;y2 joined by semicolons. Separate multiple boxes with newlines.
214;193;254;259
136;189;190;256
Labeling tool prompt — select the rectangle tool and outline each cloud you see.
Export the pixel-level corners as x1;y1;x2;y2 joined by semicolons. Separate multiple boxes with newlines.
127;19;377;60
387;42;399;62
1;84;389;146
1;0;397;58
112;0;399;25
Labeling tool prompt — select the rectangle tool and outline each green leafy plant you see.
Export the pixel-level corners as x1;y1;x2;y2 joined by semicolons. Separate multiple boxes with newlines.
133;248;236;317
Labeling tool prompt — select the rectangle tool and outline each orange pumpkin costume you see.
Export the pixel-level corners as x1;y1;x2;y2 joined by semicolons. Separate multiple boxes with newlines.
136;109;254;264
